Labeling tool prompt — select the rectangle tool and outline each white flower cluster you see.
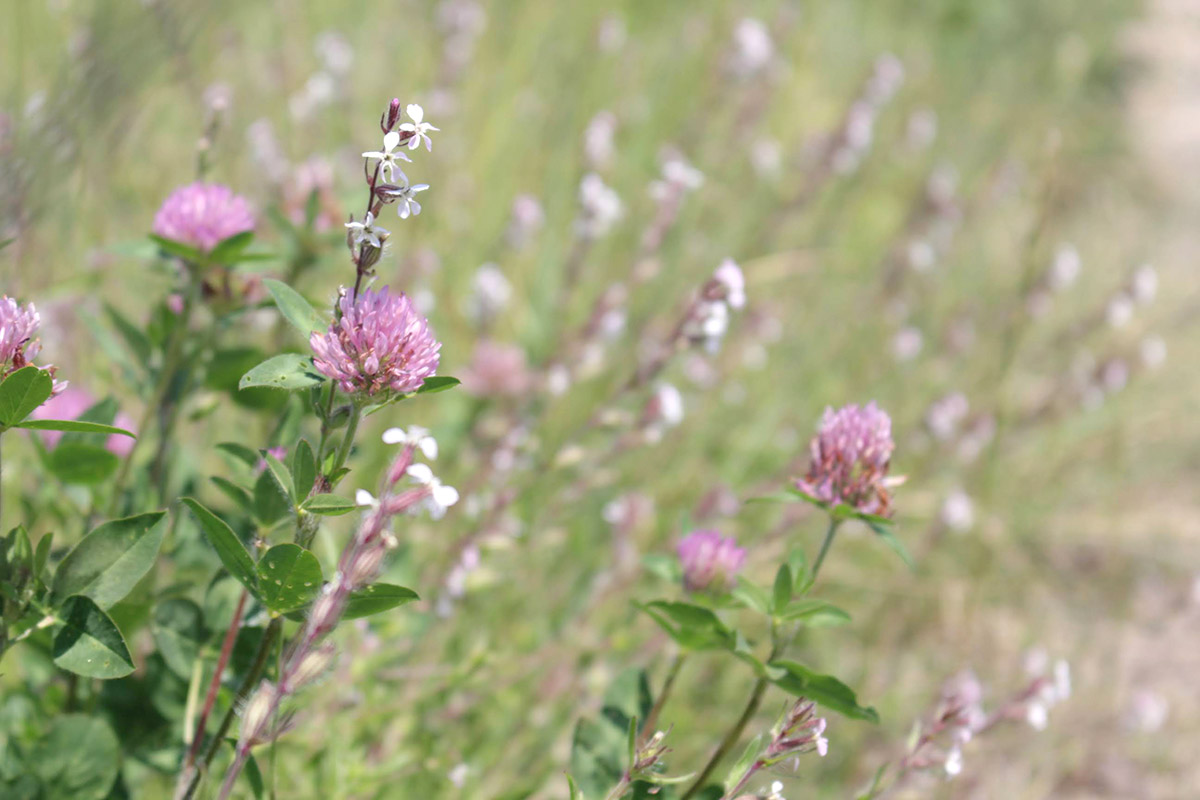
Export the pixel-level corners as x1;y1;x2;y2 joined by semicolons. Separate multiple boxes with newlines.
685;259;747;353
357;427;459;520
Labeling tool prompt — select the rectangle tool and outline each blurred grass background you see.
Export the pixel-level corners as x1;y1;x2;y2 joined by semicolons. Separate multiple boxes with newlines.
3;0;1199;797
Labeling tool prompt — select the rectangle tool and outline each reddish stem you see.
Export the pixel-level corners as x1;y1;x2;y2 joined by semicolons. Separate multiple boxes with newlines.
185;588;248;768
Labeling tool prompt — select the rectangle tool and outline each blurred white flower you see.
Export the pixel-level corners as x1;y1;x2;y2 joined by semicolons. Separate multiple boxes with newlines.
729;18;774;77
576;173;623;238
892;326;923;362
1106;293;1134;328
584;110;618;169
1130;264;1158;305
940;489;975;532
382;425;438;459
1139;336;1166;370
407;463;460;520
467;263;512;324
1048;244;1081;291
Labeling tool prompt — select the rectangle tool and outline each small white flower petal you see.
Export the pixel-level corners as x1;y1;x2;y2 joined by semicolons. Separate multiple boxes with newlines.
407;463;434;484
383;131;400;152
406;104;424;124
355;489;376;507
382;427;405;445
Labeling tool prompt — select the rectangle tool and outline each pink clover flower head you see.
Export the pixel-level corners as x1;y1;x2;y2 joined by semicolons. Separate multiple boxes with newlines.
0;296;43;372
310;286;441;397
0;295;66;396
677;529;746;593
795;401;896;517
152;182;255;253
29;387;135;457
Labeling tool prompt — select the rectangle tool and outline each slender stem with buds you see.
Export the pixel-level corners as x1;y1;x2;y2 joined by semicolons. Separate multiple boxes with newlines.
179;617;281;800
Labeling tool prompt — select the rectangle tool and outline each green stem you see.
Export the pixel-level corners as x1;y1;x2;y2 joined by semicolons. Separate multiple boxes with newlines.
330;402;361;481
810;517;842;582
641;652;687;741
108;272;199;516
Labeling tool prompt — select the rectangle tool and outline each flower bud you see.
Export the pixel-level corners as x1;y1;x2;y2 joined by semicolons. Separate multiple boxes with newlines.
289;642;336;690
240;682;277;745
382;98;403;132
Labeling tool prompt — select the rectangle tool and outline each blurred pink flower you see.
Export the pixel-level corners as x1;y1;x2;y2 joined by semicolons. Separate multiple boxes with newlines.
460;340;530;397
677;529;746;593
153;182;255;253
29;387;135;457
310;287;441;396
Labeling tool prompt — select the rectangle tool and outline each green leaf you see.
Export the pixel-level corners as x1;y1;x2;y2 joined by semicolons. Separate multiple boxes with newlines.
263;278;327;334
33;531;53;584
415;376;460;395
153;597;207;678
17;418;135;438
291;439;317;500
342;583;419;619
567;775;583;800
104;303;152;366
0;366;53;428
730;582;771;615
640;553;681;583
211;476;255;515
239;353;326;391
31;713;120;800
637;600;736;651
209;231;255;264
182;498;257;592
766;659;879;722
772;563;793;614
300;493;357;516
723;732;765;794
148;233;204;262
777;599;851;626
255;544;322;614
261;450;295;504
216;441;260;467
253;468;292;526
46;443;119;484
52;511;168;609
52;595;135;678
868;521;914;569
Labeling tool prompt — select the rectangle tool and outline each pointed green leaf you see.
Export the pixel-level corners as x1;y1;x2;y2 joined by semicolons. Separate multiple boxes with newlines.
261;450;295;503
772;563;793;614
300;493;357;516
415;376;460;395
148;233;203;262
263;278;327;334
46;443;119;485
182;498;257;591
868;521;913;569
239;353;326;391
256;544;322;614
0;366;53;428
342;583;419;619
253;468;292;525
766;659;879;722
52;595;135;678
291;439;317;501
777;599;851;626
209;231;255;264
17;419;135;438
52;511;167;609
153;597;207;678
731;582;771;615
